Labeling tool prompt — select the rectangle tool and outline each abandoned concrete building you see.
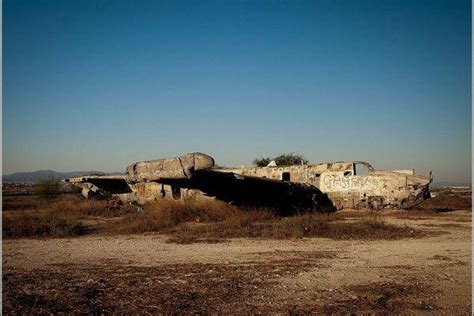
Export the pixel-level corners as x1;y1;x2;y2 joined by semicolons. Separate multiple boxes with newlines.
67;152;432;211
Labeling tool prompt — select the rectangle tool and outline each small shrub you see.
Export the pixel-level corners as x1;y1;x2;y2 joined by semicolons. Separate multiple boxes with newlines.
271;214;330;238
37;176;61;201
48;196;120;218
253;157;272;167
2;196;44;211
167;211;421;242
273;153;308;166
2;195;422;241
2;196;129;238
414;195;471;211
109;199;241;234
253;153;309;167
3;211;88;238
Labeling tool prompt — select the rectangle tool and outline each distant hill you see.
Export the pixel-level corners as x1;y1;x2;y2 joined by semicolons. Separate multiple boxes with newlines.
3;170;120;183
431;181;471;188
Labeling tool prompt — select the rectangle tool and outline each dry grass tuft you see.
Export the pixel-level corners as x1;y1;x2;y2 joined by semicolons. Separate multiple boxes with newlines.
327;217;417;240
3;195;422;241
168;212;420;243
3;211;88;238
3;196;135;238
414;195;471;211
109;199;244;234
3;195;47;211
48;196;134;218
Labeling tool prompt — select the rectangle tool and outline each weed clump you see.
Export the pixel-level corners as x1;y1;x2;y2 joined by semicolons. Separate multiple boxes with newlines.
110;199;243;234
2;196;131;238
3;211;88;238
3;196;421;241
167;212;418;243
37;176;61;201
414;195;471;211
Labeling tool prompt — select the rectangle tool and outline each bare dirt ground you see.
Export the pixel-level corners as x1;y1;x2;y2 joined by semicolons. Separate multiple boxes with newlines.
3;208;471;314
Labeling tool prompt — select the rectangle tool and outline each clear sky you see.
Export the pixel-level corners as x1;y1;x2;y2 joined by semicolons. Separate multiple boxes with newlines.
3;0;471;183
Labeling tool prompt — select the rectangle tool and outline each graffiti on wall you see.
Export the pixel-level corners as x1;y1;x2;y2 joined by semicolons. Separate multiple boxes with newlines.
322;174;389;190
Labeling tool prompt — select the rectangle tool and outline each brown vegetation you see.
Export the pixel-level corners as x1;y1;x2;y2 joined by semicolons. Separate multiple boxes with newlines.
3;192;470;315
413;194;471;211
3;195;44;211
3;196;135;238
327;281;438;314
2;259;438;314
107;199;422;241
36;176;61;200
168;212;420;243
3;195;424;241
7;190;470;240
3;211;88;238
110;199;242;234
0;260;333;314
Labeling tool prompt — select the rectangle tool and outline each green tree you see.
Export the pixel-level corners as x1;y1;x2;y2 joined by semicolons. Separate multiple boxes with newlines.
253;153;308;167
273;153;308;166
253;157;272;167
37;176;61;200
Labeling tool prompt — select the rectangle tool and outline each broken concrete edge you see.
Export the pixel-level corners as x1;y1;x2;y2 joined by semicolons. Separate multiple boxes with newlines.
125;152;215;183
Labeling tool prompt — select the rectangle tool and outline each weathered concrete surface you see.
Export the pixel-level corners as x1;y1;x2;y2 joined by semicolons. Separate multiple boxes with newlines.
126;152;215;183
230;161;431;209
67;176;204;204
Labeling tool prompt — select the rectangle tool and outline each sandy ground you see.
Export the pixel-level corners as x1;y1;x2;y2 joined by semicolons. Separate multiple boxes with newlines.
3;210;471;314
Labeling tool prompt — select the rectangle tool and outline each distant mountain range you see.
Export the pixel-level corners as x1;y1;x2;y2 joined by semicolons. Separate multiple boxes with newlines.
3;170;120;183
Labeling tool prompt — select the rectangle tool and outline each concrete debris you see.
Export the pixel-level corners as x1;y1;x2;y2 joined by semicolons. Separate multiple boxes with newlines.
267;161;277;167
126;153;215;182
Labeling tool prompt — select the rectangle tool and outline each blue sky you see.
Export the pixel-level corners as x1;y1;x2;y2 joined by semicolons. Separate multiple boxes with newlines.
3;0;471;183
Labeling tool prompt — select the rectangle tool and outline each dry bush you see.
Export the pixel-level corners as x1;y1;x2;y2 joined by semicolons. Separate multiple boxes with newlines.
327;217;417;240
3;211;88;238
2;195;421;241
2;194;114;216
2;196;134;238
390;209;441;220
414;195;471;211
107;198;419;241
2;196;44;211
269;214;331;239
48;196;123;218
36;176;61;201
109;199;244;234
169;211;419;243
184;209;275;239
